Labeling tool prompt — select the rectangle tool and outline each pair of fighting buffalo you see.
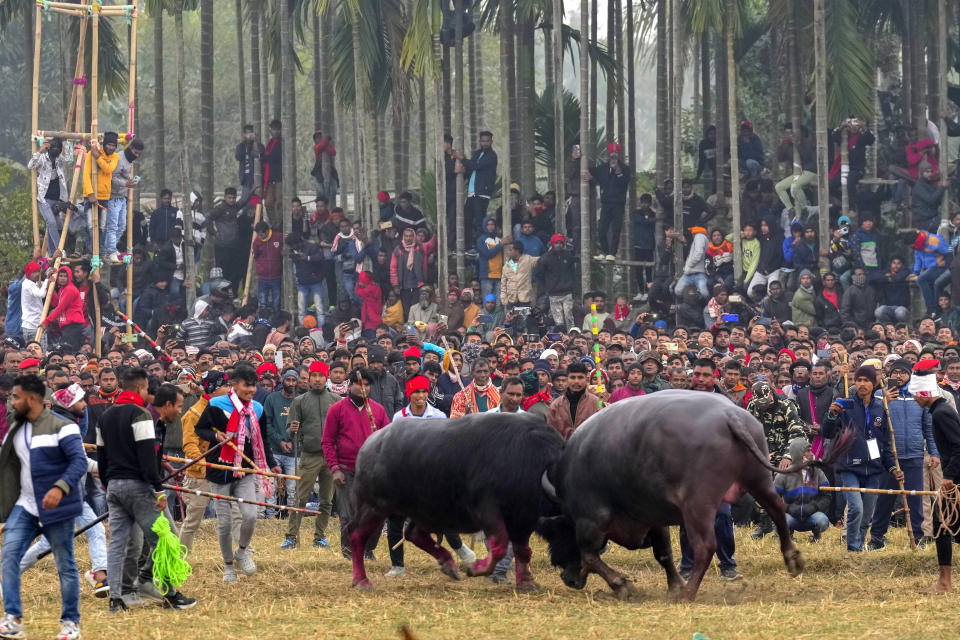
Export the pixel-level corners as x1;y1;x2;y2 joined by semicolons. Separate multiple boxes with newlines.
349;390;829;601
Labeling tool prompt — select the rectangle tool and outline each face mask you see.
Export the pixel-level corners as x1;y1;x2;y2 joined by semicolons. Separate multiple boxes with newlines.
852;274;867;287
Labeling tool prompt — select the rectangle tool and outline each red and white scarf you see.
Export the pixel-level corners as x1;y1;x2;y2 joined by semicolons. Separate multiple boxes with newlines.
220;391;272;498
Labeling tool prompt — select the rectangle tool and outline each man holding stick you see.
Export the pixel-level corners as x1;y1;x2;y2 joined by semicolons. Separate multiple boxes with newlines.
97;367;196;612
195;363;281;582
281;361;339;550
907;360;960;594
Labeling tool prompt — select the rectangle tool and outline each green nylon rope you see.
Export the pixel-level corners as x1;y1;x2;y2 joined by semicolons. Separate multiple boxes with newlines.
151;514;192;595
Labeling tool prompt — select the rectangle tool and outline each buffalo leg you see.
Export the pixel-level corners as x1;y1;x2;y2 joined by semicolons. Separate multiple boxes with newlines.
404;522;460;580
647;526;684;595
350;509;386;590
679;508;717;602
575;518;637;599
511;535;539;592
751;482;804;577
465;522;509;577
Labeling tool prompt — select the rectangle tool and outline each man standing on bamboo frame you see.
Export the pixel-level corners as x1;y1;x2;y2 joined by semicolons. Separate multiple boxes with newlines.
103;137;144;264
81;132;119;257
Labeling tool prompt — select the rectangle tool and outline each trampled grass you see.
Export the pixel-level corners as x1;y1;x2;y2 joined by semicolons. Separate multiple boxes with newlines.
12;518;957;640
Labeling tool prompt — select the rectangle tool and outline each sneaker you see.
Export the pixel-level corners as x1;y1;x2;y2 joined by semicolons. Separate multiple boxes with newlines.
120;592;144;608
280;538;298;550
593;254;605;261
605;254;616;262
313;538;329;548
488;572;509;585
364;550;376;562
137;579;163;602
809;530;823;543
719;567;743;581
109;598;128;614
455;545;477;565
866;539;885;551
54;620;80;640
162;592;197;610
235;547;257;576
223;563;238;583
107;252;121;265
384;566;405;577
0;614;24;639
84;570;109;598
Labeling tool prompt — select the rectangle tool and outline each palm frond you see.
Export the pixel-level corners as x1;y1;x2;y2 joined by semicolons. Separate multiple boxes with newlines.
561;23;621;98
823;0;875;123
533;87;606;167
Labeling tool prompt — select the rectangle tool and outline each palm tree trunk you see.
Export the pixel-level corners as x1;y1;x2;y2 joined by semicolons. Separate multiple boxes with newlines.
518;19;536;194
500;2;514;236
673;0;685;275
468;18;479;145
714;25;727;205
236;0;247;128
251;1;264;140
473;20;485;127
813;0;830;251
418;76;427;179
433;23;448;297
175;3;196;313
580;0;591;294
200;0;214;209
909;2;926;136
589;0;597;154
441;46;452;136
606;0;615;138
938;0;950;220
901;0;912;128
553;0;565;232
454;0;466;281
153;7;166;190
725;0;741;283
313;8;322;130
626;0;636;214
544;22;555;193
280;0;296;312
614;0;624;147
787;1;803;221
700;31;710;132
655;0;668;184
321;8;335;138
351;9;368;227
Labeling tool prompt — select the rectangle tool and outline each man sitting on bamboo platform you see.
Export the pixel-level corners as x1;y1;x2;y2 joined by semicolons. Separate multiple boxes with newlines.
195;363;281;582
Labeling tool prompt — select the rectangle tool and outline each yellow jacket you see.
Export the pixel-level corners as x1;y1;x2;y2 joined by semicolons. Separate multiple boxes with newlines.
382;300;405;329
180;396;210;479
82;149;119;200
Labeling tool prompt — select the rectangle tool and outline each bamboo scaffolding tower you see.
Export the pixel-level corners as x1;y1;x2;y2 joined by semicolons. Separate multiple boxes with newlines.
90;4;102;356
241;203;263;307
126;9;138;336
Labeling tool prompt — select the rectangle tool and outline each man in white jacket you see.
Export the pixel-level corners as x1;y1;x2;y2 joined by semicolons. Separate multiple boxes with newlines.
19;262;48;341
674;225;710;300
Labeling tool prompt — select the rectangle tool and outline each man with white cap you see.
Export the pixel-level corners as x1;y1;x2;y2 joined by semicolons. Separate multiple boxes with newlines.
19;383;109;598
907;360;960;594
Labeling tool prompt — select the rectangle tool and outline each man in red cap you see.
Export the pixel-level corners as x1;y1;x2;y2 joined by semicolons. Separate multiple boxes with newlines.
377;191;394;223
255;362;278;404
282;361;340;550
533;233;576;331
908;360;960;594
582;141;633;261
17;359;40;377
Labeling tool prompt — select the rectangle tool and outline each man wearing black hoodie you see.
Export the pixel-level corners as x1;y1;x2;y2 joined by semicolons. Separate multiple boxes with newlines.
366;346;405;417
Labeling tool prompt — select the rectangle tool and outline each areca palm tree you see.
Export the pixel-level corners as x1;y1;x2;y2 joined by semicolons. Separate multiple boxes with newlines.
173;0;199;312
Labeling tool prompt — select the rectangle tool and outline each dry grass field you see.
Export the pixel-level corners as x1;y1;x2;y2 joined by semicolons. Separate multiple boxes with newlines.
11;518;958;640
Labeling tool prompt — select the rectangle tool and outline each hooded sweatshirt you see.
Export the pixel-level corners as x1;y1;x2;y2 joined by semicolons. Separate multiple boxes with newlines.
476;217;503;280
774;439;830;520
42;266;85;328
682;228;708;275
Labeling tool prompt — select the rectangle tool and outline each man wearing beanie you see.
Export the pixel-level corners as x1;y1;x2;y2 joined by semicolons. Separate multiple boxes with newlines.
824;364;902;552
366;345;404;416
282;361;339;550
534;233;576;330
518;369;549;419
908;360;960;594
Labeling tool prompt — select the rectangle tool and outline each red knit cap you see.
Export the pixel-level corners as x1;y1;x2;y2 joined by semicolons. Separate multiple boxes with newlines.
778;348;796;363
405;375;430;398
308;361;329;376
256;362;277;378
404;346;422;361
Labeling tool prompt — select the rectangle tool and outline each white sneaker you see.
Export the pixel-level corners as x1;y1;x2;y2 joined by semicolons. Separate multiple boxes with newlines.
593;254;605;261
605;254;617;261
223;563;238;582
455;545;477;565
54;620;80;640
107;253;121;264
235;547;256;576
384;566;405;577
0;614;23;640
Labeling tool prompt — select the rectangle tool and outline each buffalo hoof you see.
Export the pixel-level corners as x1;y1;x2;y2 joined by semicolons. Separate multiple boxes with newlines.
439;560;462;581
612;580;640;602
784;548;805;577
465;559;490;578
353;578;374;591
516;580;542;594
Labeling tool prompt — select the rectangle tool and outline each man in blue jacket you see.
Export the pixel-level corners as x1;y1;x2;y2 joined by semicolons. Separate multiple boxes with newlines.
455;131;498;248
867;358;940;549
0;374;87;640
824;365;903;552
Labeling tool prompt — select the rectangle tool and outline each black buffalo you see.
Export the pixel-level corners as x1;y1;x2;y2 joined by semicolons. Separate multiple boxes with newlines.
347;412;564;591
538;390;829;601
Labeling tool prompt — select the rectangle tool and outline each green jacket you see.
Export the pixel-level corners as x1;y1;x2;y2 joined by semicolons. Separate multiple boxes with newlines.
287;388;340;454
641;375;672;394
262;390;295;453
790;287;817;327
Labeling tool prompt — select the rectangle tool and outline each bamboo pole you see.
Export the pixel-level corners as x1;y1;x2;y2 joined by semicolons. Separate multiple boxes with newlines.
819;486;937;497
241;203;263;307
163;456;300;481
726;0;742;282
938;0;950;221
36;130;132;141
34;207;74;342
126;9;138;337
881;390;917;550
31;4;43;256
163;484;326;517
90;6;102;357
64;15;89;134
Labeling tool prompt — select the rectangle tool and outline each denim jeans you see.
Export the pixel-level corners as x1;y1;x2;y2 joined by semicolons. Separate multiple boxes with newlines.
85;474;107;516
934;268;952;304
679;502;736;571
875;305;910;323
106;478;168;599
741;158;762;177
38;198;62;257
341;271;360;305
20;499;107;574
102;197;128;255
1;505;80;623
917;266;947;313
480;279;501;302
870;457;925;543
297;282;327;324
549;294;575;330
674;272;710;300
837;470;884;551
209;474;258;564
786;511;830;534
258;278;282;312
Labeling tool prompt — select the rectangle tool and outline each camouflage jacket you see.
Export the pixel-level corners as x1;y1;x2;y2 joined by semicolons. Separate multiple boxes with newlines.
746;396;808;465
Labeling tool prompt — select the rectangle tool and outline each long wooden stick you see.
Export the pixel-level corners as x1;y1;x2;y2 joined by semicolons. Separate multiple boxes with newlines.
31;4;43;255
881;390;917;550
163;484;326;517
241;202;263;307
35;130;132;141
90;8;102;357
438;335;472;413
819;486;937;497
212;427;263;471
163;455;300;481
126;10;138;336
64;15;89;134
34;206;74;342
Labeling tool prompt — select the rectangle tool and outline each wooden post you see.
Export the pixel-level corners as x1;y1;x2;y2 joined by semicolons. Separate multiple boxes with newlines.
91;6;102;357
64;15;89;134
938;0;950;221
726;0;742;282
241;203;263;307
840;128;849;218
126;8;138;336
31;4;43;256
34;208;74;343
578;0;590;295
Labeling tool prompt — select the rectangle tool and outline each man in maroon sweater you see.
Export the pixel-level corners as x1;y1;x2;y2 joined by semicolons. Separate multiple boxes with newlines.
252;221;283;312
321;368;389;559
